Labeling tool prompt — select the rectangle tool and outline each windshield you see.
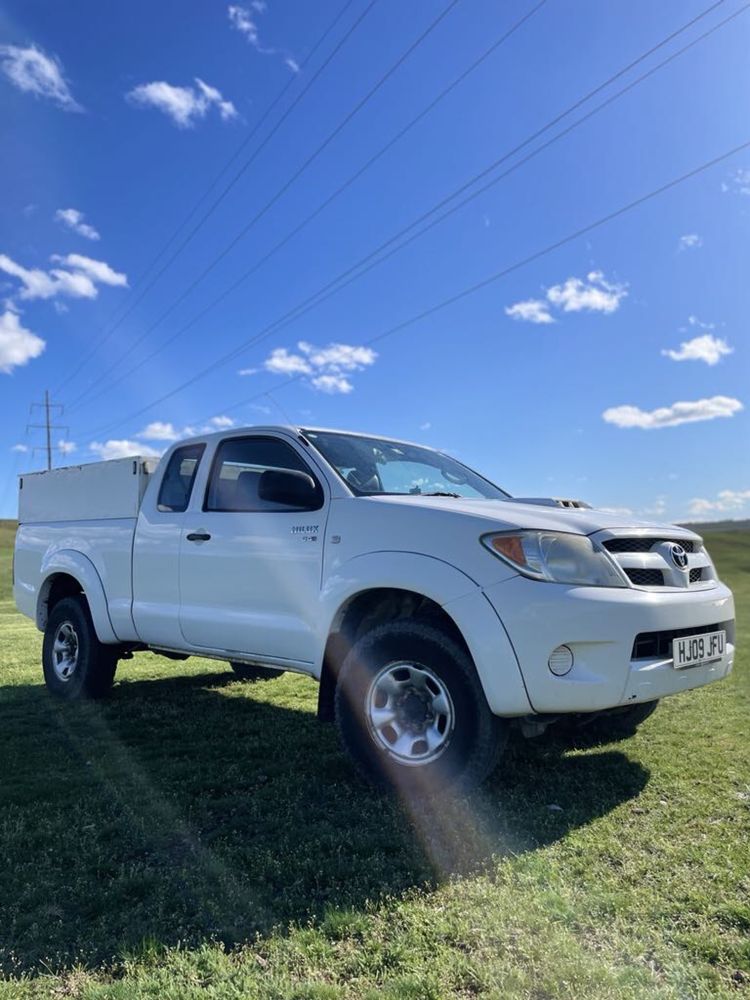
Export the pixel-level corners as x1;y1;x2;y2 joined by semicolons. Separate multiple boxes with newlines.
303;430;509;499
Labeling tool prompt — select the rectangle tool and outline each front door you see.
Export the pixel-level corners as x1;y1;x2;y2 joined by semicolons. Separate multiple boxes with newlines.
133;441;206;647
178;434;327;664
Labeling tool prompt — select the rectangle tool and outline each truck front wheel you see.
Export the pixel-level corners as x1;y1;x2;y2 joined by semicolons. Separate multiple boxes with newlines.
334;621;506;793
42;596;118;699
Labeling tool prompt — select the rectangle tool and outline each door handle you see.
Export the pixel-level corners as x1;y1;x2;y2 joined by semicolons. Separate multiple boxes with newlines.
186;531;211;542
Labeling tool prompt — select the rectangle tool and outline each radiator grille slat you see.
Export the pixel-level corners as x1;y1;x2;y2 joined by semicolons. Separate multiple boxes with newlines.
604;537;695;553
626;568;665;586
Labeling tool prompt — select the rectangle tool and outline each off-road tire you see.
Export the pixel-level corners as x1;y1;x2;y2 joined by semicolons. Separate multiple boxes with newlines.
230;662;283;682
42;596;118;700
334;620;506;793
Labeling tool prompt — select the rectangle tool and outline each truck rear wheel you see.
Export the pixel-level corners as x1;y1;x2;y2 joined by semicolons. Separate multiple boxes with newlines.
334;621;506;793
42;596;118;700
230;662;283;682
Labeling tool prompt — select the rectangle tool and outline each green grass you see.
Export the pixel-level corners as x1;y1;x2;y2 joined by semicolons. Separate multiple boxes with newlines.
0;518;748;998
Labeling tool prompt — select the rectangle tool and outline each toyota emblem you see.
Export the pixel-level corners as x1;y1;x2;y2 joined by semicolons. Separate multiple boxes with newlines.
670;543;689;570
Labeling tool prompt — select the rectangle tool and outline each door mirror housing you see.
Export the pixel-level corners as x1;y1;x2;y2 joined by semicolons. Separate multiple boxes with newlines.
258;469;322;509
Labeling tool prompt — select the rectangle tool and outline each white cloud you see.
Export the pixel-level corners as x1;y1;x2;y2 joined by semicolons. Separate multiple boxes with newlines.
678;233;702;251
0;309;45;373
228;5;261;43
603;395;743;430
55;208;100;241
265;347;313;375
420;421;432;431
137;415;236;442
208;415;235;429
310;373;353;394
138;421;178;441
127;77;237;128
505;299;554;324
11;443;28;453
238;366;258;376
722;167;750;196
90;439;163;461
297;341;377;371
506;270;626;324
680;315;716;334
0;43;81;111
51;254;127;288
0;254;71;300
262;340;377;392
546;271;627;314
0;252;127;301
688;489;750;516
228;4;299;72
58;439;76;455
662;333;732;366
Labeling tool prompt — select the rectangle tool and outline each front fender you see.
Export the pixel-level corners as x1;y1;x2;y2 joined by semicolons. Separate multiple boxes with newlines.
38;550;118;644
318;551;531;716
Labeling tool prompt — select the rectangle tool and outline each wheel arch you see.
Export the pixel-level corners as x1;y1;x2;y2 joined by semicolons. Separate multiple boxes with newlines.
318;586;466;722
37;551;118;643
316;551;531;720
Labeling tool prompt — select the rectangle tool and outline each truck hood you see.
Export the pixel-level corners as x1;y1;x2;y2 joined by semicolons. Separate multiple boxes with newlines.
365;494;699;539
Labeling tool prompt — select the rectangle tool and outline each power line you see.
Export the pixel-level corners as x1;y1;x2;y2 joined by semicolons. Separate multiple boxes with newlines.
76;0;737;438
27;391;67;471
68;0;462;411
192;136;750;426
52;0;365;397
241;0;750;351
70;0;548;412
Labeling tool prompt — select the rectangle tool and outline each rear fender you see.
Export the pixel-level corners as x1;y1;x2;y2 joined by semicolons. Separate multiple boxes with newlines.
38;550;118;644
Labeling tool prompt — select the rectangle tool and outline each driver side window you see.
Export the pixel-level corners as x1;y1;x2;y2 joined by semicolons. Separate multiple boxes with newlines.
205;436;322;512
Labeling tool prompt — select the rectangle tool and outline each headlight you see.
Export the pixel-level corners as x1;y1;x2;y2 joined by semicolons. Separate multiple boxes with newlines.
482;530;628;587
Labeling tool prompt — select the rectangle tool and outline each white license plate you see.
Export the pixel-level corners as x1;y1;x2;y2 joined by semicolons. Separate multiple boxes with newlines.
672;630;726;669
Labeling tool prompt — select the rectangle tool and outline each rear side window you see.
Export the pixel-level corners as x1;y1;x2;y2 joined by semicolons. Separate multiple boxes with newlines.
205;436;321;512
157;443;205;512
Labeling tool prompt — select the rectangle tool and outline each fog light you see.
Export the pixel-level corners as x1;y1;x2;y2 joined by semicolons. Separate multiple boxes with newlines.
548;645;574;676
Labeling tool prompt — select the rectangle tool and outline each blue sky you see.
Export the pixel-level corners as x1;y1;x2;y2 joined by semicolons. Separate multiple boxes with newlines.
0;0;748;522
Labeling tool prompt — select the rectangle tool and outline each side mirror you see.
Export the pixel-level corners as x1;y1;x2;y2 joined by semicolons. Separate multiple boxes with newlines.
258;469;321;509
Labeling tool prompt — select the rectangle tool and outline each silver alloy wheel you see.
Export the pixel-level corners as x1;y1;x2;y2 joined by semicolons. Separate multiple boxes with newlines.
365;661;455;766
52;621;79;682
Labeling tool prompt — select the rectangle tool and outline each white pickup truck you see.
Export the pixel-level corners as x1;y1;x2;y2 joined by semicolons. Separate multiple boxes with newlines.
14;425;735;791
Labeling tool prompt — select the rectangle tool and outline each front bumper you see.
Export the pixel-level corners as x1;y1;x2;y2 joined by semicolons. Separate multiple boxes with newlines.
484;576;735;713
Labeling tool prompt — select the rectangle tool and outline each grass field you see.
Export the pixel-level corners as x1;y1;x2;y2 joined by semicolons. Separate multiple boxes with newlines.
0;518;748;998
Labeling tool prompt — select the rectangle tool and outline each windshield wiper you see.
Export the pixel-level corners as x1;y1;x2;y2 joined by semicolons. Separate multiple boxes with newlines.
420;491;461;498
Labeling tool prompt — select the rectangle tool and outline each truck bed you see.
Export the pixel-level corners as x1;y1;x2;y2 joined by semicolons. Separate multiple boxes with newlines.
14;457;158;640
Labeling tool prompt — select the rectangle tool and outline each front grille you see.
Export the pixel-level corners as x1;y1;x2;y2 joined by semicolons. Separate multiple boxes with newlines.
626;568;665;586
632;621;734;660
604;537;695;553
600;533;710;589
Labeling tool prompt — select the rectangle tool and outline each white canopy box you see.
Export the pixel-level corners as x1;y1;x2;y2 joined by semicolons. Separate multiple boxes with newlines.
18;457;158;524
